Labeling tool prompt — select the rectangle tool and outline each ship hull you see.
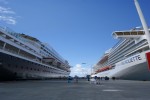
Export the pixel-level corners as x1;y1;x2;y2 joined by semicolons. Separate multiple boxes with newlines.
111;62;150;80
93;51;150;81
0;51;69;80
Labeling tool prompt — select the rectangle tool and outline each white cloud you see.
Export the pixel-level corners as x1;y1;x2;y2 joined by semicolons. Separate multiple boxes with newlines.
70;64;91;77
0;15;16;25
0;6;15;14
0;6;17;25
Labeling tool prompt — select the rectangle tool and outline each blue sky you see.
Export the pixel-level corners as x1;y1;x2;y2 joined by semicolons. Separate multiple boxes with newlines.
0;0;150;76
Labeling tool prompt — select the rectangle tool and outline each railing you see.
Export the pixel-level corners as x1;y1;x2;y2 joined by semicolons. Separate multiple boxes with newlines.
0;47;69;72
0;26;70;71
113;31;145;39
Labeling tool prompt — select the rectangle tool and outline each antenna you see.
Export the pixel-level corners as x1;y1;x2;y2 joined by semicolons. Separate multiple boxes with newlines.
134;0;150;48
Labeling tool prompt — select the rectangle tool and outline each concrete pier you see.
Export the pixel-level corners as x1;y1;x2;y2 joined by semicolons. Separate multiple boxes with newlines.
0;79;150;100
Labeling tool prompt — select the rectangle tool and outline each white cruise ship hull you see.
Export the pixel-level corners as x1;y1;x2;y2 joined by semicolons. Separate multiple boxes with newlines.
92;50;150;80
0;49;70;80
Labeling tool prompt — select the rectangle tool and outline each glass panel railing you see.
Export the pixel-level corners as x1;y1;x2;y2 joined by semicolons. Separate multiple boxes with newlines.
131;32;138;35
138;31;144;35
124;32;130;35
116;32;123;35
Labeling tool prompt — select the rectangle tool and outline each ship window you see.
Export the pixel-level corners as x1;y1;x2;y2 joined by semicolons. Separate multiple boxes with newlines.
15;65;18;68
8;64;11;67
131;32;137;35
10;56;13;59
116;32;123;35
138;31;144;35
0;59;3;62
124;32;130;35
14;72;17;76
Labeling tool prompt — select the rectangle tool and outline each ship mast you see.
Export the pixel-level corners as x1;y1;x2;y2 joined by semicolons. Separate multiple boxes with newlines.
134;0;150;48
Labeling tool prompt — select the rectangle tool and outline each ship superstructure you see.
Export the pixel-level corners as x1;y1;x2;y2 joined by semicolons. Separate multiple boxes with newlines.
92;28;150;80
0;26;71;80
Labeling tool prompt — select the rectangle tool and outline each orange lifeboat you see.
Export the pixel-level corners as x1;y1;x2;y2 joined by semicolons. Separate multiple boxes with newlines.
96;66;111;73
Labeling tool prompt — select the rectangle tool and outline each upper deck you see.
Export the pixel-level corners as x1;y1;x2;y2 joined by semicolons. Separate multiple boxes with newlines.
0;26;71;71
112;30;145;39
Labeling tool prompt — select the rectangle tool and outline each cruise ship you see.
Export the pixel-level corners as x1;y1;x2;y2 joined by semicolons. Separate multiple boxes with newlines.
92;0;150;80
0;26;71;80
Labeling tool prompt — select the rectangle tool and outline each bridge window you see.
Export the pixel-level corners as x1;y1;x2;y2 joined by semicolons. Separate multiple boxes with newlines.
138;31;144;35
124;32;130;35
131;32;137;35
116;32;123;35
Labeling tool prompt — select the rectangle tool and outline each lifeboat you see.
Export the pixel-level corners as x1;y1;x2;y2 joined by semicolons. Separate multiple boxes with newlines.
96;66;112;73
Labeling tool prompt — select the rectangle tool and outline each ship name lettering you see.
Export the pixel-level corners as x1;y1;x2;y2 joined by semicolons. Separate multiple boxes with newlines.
121;55;142;65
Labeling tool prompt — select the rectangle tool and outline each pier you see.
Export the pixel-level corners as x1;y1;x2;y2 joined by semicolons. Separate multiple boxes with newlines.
0;79;150;100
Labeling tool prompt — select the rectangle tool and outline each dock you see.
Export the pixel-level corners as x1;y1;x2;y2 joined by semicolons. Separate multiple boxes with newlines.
0;79;150;100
